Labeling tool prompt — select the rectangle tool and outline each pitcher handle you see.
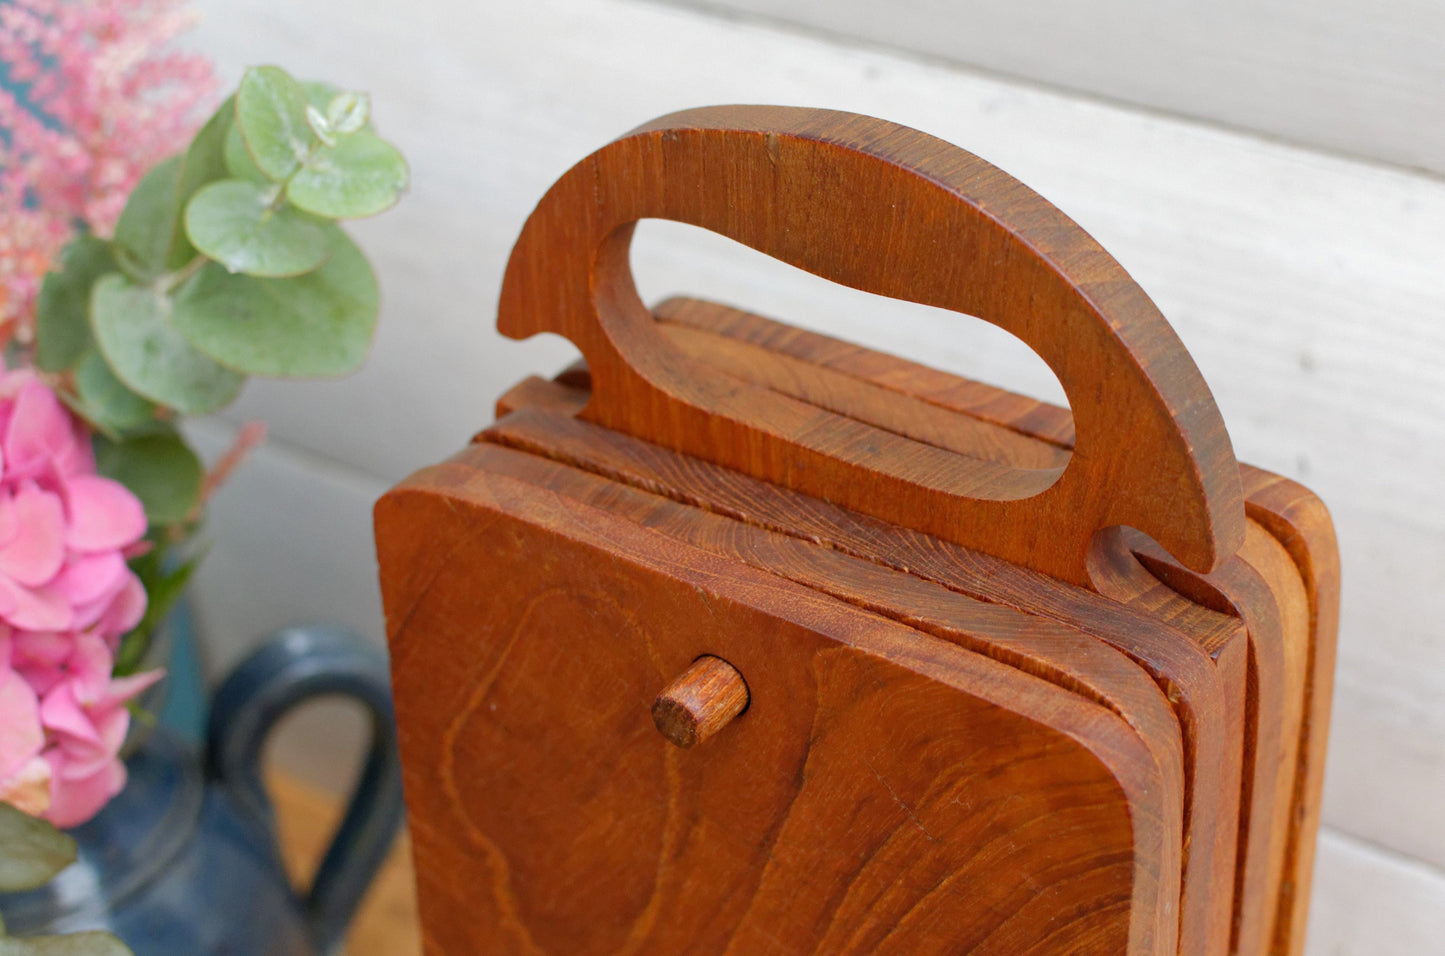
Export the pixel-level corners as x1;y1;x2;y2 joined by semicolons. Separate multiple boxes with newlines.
205;624;404;955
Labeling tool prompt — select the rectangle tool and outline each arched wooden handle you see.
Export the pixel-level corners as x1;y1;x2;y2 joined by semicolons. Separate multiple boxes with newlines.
498;105;1244;586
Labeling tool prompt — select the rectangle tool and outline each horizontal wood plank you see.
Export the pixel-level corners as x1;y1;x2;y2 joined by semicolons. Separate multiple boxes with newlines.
1306;829;1445;955
664;0;1445;177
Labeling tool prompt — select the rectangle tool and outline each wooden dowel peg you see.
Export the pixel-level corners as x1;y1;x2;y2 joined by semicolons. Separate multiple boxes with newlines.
651;656;749;748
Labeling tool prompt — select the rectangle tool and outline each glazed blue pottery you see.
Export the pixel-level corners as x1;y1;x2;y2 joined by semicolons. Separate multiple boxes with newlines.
0;624;404;955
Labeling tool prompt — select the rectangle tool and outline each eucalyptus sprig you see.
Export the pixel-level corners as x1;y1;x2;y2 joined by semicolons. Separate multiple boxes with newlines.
29;64;407;671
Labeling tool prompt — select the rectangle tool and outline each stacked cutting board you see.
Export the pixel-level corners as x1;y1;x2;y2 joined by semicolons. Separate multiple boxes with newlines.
375;107;1338;955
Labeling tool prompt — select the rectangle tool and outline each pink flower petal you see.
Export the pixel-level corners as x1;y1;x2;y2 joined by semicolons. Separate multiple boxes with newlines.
0;580;16;623
46;712;118;778
0;575;73;631
43;755;126;828
46;695;128;783
0;482;67;586
91;701;131;760
107;667;164;705
0;491;16;547
55;552;127;605
3;380;78;485
63;475;147;553
0;666;44;780
51;741;115;783
55;418;96;478
9;632;68;698
122;539;154;561
39;681;100;744
10;631;70;668
95;572;147;638
0;368;38;403
67;633;116;703
71;595;111;631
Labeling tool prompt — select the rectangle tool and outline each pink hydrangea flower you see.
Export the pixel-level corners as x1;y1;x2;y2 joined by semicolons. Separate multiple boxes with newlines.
0;368;154;827
0;658;50;816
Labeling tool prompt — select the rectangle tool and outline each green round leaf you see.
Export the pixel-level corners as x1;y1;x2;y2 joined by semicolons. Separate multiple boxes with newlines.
235;65;313;181
95;432;203;526
304;104;336;147
302;81;349;114
326;92;369;135
74;350;157;432
0;803;76;893
184;179;331;278
302;81;339;105
171;228;378;377
177;96;236;201
223;121;270;185
35;235;115;372
114;157;182;280
90;274;245;414
287;131;408;219
168;95;238;270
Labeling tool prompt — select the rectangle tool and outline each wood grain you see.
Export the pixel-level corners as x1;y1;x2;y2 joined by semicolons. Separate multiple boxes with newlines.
453;438;1186;946
490;383;1240;956
1127;533;1291;956
384;335;1332;953
1237;524;1311;956
1240;469;1340;956
652;297;1078;447
377;468;1172;953
638;295;1337;954
498;106;1244;586
656;321;1069;470
652;655;751;748
378;107;1336;955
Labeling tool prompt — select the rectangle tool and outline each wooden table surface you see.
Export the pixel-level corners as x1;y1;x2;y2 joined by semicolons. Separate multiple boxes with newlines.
270;772;421;955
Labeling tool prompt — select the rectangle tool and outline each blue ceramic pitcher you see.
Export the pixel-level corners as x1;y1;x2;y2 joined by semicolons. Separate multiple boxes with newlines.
0;625;405;955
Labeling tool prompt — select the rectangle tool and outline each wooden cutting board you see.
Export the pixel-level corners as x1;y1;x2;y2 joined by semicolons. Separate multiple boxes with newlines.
628;296;1334;955
376;105;1338;955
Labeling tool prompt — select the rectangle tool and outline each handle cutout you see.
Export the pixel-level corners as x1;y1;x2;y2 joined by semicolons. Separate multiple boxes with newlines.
631;219;1070;408
499;106;1245;585
632;221;1074;489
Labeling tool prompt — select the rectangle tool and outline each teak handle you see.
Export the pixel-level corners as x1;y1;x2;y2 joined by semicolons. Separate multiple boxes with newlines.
499;105;1244;586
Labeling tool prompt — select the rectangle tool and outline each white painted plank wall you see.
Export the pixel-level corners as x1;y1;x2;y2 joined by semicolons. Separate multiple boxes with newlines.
664;0;1445;177
1308;830;1445;953
182;0;1444;948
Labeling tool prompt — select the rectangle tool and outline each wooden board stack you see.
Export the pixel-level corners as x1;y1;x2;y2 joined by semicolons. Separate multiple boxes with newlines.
375;107;1339;955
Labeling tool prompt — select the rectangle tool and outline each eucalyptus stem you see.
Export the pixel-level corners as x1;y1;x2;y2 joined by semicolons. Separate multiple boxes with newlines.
264;139;320;215
161;254;208;294
262;181;287;215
